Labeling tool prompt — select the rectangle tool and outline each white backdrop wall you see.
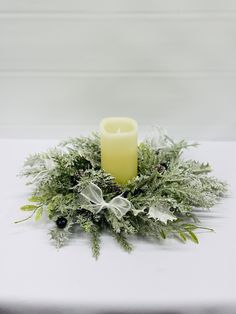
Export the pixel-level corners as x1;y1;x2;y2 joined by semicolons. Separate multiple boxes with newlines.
0;0;236;139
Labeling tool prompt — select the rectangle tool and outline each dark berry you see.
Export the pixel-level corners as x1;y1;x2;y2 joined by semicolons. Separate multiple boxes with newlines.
110;185;122;195
70;175;78;186
122;191;129;198
73;170;85;183
162;191;168;197
133;188;143;196
56;217;67;229
157;162;168;174
161;162;168;169
157;164;166;174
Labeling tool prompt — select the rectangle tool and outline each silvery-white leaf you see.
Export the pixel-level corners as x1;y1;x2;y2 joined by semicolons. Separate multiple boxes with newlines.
148;205;177;224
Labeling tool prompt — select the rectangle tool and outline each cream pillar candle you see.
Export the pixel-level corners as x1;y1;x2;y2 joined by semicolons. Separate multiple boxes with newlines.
100;117;138;185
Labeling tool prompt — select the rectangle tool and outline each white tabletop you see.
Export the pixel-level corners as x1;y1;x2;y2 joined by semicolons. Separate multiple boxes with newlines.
0;139;235;314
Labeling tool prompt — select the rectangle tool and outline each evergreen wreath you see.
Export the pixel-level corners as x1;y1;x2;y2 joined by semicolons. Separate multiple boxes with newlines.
17;131;227;258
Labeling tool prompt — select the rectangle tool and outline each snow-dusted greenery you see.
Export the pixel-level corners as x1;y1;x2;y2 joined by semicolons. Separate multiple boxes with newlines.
18;132;227;258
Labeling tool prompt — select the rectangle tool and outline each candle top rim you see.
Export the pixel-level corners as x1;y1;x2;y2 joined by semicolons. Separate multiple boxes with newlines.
100;117;137;136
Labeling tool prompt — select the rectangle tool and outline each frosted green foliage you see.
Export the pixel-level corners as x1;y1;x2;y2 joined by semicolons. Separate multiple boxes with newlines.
19;133;227;258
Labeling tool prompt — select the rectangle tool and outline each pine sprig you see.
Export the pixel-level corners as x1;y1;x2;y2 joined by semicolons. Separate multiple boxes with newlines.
91;227;101;259
112;231;133;253
18;132;228;258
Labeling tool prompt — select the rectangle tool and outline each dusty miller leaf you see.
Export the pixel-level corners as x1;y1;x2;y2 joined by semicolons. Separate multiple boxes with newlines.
148;205;177;224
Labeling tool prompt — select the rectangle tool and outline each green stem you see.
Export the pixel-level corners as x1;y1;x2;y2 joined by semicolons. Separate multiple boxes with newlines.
14;209;36;224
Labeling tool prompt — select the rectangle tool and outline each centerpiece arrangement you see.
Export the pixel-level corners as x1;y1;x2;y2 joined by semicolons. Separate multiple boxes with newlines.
18;118;227;258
